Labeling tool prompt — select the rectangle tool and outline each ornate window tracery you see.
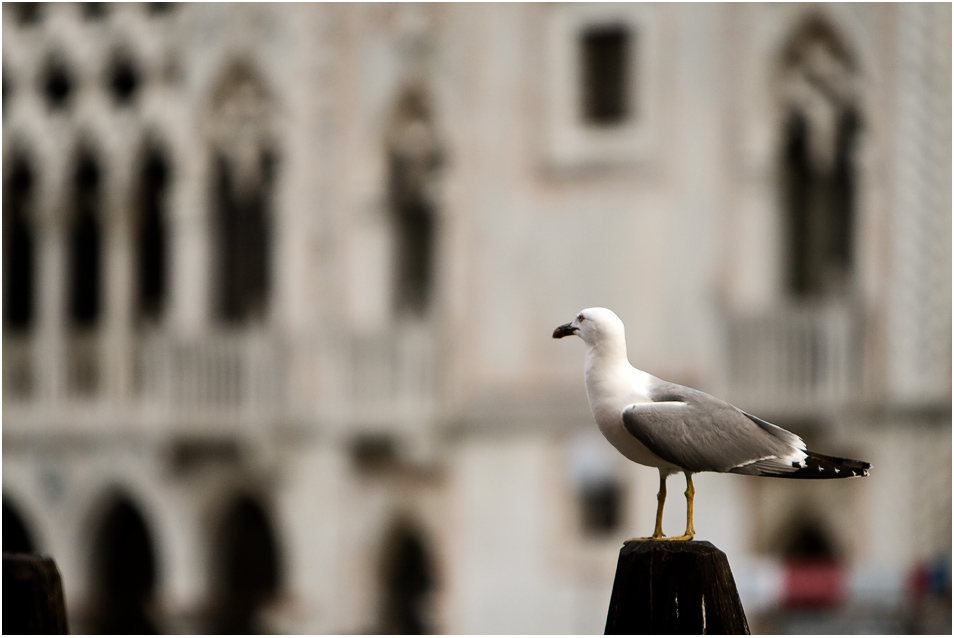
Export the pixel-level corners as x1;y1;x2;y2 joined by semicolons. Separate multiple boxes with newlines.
778;18;860;298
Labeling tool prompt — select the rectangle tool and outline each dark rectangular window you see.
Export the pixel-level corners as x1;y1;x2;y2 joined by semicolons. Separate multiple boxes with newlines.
3;159;35;330
69;155;102;327
137;149;168;322
580;25;631;126
579;480;623;536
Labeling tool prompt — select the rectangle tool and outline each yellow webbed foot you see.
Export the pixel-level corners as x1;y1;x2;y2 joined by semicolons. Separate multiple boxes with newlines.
655;533;694;541
623;531;665;543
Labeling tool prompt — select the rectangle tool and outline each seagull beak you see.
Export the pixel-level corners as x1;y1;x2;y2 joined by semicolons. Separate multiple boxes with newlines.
552;323;578;339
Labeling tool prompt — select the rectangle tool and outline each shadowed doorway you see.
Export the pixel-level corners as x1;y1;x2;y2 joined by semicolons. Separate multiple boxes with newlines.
379;521;436;634
209;495;282;634
89;497;159;633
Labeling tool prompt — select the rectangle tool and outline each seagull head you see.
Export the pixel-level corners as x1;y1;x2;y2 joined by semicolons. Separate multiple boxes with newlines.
553;307;626;347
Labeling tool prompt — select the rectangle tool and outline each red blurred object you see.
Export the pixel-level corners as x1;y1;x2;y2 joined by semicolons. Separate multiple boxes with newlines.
783;560;846;609
908;561;931;601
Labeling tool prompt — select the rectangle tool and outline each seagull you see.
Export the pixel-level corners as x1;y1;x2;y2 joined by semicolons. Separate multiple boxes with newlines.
554;307;870;541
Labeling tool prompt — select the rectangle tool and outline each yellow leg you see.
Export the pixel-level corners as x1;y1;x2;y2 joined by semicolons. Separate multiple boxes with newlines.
624;472;668;543
652;474;667;539
685;474;695;538
658;473;695;541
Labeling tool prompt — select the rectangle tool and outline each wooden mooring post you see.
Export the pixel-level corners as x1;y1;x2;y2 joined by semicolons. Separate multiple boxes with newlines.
3;552;70;634
605;540;749;634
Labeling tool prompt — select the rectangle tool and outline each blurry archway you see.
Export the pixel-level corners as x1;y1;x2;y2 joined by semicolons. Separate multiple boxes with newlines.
89;495;159;633
2;496;37;553
378;519;436;634
208;494;282;633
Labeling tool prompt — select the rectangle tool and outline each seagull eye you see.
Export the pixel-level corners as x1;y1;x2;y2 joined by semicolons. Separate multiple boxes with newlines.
577;314;585;323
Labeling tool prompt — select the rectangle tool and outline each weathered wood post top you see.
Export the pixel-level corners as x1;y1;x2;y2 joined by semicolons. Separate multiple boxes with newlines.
3;552;71;634
605;540;750;635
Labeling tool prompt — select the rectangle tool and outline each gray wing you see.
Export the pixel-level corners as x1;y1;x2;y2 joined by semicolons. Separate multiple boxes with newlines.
621;382;803;474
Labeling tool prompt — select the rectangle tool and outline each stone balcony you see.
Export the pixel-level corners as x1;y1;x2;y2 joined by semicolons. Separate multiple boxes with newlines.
723;301;866;419
2;325;440;442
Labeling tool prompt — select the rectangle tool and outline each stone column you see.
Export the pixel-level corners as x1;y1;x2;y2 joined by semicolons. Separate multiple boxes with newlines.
102;170;135;404
170;145;210;336
35;159;67;404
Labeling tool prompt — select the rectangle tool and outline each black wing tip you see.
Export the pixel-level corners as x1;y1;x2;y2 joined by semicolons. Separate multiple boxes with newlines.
769;451;871;479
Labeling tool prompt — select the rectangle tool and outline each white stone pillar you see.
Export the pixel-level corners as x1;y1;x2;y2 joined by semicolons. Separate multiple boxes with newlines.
102;173;135;403
887;3;952;405
170;145;211;336
35;159;67;404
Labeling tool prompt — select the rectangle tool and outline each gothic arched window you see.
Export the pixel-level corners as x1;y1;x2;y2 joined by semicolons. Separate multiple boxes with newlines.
387;88;442;317
778;18;860;298
209;64;274;324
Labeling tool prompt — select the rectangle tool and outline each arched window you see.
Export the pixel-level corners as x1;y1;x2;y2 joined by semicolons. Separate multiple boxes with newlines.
387;88;442;317
209;64;275;324
209;495;281;633
778;18;860;298
89;497;159;633
3;156;36;330
136;146;169;322
107;50;140;106
42;55;73;111
68;150;102;327
379;520;435;634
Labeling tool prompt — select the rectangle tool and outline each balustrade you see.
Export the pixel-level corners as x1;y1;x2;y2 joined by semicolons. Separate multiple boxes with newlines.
4;326;439;438
725;303;862;416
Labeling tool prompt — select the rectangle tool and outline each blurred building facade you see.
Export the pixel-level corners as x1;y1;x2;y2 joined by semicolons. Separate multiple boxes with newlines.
2;3;950;633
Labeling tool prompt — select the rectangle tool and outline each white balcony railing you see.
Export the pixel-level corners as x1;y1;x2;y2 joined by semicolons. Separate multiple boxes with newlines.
136;331;287;430
724;303;862;416
4;326;439;439
332;327;438;429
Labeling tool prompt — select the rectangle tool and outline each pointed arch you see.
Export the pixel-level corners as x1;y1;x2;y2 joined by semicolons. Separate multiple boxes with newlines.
88;494;159;633
386;85;443;317
208;493;282;633
779;15;858;73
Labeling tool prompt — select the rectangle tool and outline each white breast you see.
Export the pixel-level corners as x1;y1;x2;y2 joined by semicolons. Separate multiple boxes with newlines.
584;361;678;470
